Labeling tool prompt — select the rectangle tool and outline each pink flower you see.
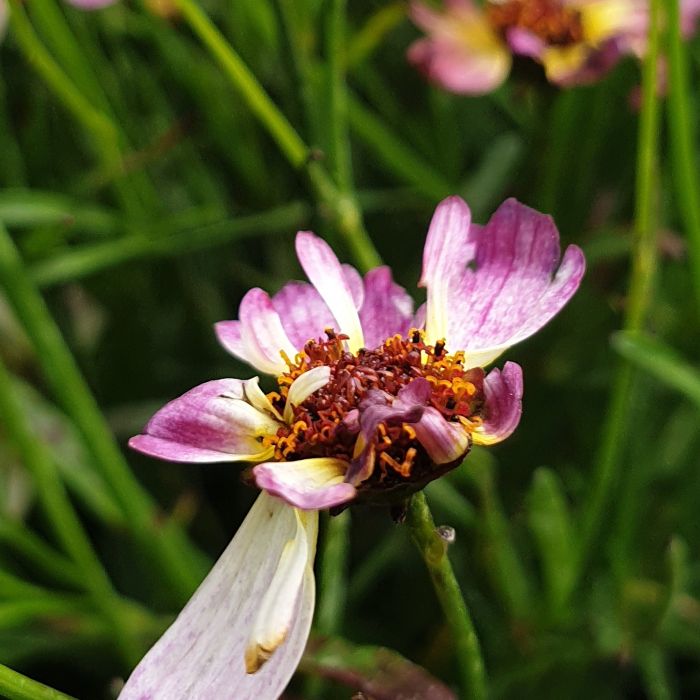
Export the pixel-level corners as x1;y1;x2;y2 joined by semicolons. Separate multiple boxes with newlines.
408;0;700;93
121;196;585;699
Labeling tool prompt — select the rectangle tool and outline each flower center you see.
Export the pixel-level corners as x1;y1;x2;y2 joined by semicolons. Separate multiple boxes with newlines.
486;0;584;46
265;330;486;498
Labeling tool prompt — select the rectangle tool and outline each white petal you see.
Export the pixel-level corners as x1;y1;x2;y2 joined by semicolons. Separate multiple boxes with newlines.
295;231;365;352
244;376;283;422
119;493;317;700
283;366;331;423
246;507;318;672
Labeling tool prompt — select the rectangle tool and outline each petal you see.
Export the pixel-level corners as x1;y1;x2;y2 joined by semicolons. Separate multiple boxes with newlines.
424;198;585;365
472;361;523;445
295;231;365;352
119;493;317;700
271;281;335;349
358;267;415;350
419;196;475;344
0;1;8;43
283;366;331;423
254;458;356;510
238;289;299;376
244;376;283;422
412;407;471;464
246;507;317;672
128;379;280;463
408;1;511;95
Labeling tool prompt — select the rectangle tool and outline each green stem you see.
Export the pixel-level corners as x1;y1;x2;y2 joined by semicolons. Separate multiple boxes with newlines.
0;356;139;667
0;224;205;603
667;0;700;313
406;492;487;700
0;664;77;700
316;511;350;635
574;0;661;583
170;0;381;271
325;0;352;191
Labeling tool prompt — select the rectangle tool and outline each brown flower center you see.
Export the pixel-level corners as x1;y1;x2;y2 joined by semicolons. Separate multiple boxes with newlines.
265;331;486;499
486;0;584;46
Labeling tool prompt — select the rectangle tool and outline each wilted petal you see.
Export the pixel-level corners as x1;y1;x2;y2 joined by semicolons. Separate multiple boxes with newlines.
283;366;331;423
472;362;523;445
422;197;585;365
358;267;414;350
246;507;317;672
295;231;365;352
408;0;511;95
254;458;356;510
129;379;279;463
119;493;316;700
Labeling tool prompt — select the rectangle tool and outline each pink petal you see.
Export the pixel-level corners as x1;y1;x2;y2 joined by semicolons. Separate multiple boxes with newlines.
254;458;356;510
407;1;510;95
129;379;280;463
295;232;365;352
419;196;475;343
422;197;585;365
271;282;336;349
119;493;316;700
473;362;523;445
358;267;415;350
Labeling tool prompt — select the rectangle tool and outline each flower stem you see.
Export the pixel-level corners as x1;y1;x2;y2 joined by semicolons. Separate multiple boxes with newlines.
667;0;700;313
169;0;381;271
406;491;487;700
574;0;661;582
0;664;77;700
0;224;205;603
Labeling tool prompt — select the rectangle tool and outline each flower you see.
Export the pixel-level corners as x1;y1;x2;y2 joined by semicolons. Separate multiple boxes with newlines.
408;0;700;93
120;196;585;699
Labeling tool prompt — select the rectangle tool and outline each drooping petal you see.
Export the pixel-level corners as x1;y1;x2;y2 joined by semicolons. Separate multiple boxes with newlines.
422;197;585;366
472;361;523;445
295;232;365;352
283;366;331;423
129;379;280;463
419;196;475;344
408;0;511;95
254;458;356;510
246;507;317;672
119;493;317;700
358;267;415;350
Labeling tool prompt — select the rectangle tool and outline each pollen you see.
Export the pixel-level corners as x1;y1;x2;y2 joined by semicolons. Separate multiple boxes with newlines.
266;330;486;496
486;0;584;46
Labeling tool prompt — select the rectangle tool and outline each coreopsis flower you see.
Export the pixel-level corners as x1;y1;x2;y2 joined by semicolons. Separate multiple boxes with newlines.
120;196;585;699
408;0;700;93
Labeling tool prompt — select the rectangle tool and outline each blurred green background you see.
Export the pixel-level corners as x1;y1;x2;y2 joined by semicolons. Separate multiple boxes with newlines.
1;0;699;698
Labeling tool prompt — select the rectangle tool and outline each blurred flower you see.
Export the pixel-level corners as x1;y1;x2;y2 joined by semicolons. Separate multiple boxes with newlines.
121;196;585;699
408;0;700;93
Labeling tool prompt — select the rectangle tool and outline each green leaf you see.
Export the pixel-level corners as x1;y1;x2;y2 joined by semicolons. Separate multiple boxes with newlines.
526;467;577;616
611;332;700;409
